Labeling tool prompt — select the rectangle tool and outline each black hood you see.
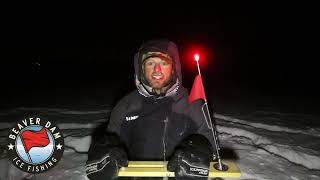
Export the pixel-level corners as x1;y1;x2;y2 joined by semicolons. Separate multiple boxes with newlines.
134;39;182;97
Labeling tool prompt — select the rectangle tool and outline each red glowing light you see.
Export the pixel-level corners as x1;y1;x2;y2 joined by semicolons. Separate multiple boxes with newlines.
194;54;200;61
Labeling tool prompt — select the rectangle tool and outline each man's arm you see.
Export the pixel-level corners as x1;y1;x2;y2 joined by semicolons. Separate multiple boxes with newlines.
106;97;129;135
85;95;130;180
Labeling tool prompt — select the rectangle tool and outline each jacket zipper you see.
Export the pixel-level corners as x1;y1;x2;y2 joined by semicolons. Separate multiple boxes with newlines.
162;116;169;164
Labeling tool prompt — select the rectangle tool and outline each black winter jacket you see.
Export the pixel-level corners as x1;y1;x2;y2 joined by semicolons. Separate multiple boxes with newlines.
106;87;216;161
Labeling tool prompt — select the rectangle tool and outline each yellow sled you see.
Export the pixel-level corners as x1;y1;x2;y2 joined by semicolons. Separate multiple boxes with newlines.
118;160;241;178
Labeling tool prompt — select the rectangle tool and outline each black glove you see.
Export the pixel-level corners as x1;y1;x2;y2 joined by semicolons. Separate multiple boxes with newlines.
168;134;213;180
86;133;128;180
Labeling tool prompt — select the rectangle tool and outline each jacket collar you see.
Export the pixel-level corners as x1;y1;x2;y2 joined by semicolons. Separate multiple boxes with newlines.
135;76;183;101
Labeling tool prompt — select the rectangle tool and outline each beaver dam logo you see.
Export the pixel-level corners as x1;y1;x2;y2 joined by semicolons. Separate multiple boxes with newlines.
7;116;64;173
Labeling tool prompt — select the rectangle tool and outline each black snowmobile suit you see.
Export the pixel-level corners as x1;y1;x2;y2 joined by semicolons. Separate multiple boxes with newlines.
106;39;217;161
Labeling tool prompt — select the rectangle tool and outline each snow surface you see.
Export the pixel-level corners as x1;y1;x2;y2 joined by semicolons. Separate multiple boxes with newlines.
0;107;320;180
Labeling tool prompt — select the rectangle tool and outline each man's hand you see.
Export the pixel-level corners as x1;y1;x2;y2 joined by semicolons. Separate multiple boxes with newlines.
86;134;128;180
168;134;212;180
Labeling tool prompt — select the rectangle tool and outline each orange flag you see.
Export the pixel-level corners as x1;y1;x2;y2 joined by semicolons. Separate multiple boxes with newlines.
188;75;207;103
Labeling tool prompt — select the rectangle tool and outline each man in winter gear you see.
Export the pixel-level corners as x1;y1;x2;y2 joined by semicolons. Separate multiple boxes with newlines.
86;39;216;180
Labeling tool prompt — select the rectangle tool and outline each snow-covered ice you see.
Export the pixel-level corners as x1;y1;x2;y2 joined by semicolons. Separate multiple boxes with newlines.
0;107;319;180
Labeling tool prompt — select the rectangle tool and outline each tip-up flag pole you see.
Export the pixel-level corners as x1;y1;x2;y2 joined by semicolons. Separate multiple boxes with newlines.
189;53;225;171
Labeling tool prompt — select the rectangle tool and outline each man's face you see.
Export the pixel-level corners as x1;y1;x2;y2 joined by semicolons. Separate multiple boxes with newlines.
143;56;173;90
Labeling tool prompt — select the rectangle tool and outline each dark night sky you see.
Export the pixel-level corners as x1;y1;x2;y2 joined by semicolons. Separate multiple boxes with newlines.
1;1;319;111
